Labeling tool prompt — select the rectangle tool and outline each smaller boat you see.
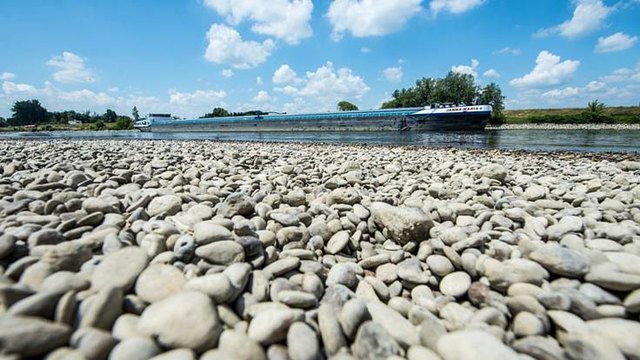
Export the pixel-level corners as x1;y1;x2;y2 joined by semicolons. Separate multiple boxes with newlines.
134;113;172;132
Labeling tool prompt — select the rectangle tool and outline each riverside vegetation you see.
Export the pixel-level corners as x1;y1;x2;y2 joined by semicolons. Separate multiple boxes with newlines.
0;139;639;359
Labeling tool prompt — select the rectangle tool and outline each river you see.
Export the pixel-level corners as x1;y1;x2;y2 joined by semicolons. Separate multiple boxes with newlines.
1;129;639;153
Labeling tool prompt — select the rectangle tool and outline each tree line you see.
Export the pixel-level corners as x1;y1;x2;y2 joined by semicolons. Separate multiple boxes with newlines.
381;71;505;122
0;100;134;130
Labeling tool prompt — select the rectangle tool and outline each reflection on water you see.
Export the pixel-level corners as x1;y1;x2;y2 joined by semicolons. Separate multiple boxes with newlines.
1;129;639;153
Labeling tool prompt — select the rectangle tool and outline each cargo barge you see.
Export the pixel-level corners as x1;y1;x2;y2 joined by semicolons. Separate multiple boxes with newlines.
135;104;492;132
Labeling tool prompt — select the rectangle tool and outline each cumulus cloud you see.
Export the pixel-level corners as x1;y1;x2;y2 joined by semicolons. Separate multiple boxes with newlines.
203;0;313;45
494;47;521;56
274;62;370;109
204;24;275;69
327;0;422;41
452;59;479;78
169;89;227;106
595;32;638;53
383;66;403;83
510;51;580;88
272;64;299;85
483;69;500;78
46;52;96;83
221;69;234;78
600;62;640;83
253;90;272;103
256;76;264;85
429;0;486;15
535;0;614;39
0;72;15;81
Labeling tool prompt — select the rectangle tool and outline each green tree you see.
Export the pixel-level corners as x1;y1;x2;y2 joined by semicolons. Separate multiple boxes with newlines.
93;119;106;130
113;116;134;130
202;107;230;118
104;109;117;123
132;106;140;121
582;99;611;123
433;71;478;105
479;82;505;124
0;117;7;127
337;101;358;111
10;99;48;126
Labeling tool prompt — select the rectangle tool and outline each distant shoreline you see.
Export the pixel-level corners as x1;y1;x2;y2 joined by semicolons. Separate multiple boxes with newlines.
487;123;640;130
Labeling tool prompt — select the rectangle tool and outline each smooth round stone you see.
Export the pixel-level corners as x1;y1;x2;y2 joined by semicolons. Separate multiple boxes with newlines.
109;337;162;360
248;308;304;345
513;311;545;337
326;263;357;289
135;264;187;303
27;228;64;247
147;195;181;217
587;318;640;359
437;330;519;360
149;348;197;360
287;322;319;360
70;327;117;360
192;221;233;245
263;257;300;277
91;247;149;292
529;243;590;278
376;263;398;283
0;316;72;357
82;197;117;214
352;321;402;359
366;301;420;348
137;291;223;353
624;288;640;313
426;255;454;277
0;234;16;258
186;273;235;304
277;290;318;309
218;330;266;360
80;286;123;330
195;241;245;265
327;230;350;254
439;272;471;298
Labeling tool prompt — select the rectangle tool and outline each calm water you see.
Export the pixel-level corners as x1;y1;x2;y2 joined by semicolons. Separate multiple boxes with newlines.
1;129;639;153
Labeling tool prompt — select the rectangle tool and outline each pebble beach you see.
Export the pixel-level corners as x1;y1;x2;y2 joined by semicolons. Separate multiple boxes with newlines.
1;139;639;360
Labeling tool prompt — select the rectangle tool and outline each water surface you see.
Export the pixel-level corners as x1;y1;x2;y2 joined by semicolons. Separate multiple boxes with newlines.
1;129;638;153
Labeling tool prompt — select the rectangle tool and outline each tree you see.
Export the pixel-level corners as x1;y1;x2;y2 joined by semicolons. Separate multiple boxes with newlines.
337;101;358;111
433;71;478;105
479;82;505;123
583;99;611;123
132;106;140;121
104;109;117;123
114;116;134;130
202;107;230;118
10;99;48;126
0;117;7;127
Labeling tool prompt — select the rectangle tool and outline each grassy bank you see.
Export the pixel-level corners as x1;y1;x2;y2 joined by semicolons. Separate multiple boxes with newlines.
502;106;640;124
0;122;133;132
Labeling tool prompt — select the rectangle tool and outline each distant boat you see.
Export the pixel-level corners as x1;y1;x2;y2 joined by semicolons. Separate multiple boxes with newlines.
135;104;492;132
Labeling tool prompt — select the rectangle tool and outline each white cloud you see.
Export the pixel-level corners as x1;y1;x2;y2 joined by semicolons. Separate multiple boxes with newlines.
361;47;371;53
595;32;638;53
256;76;264;85
107;87;119;93
221;69;234;78
2;81;39;95
429;0;486;15
383;66;403;82
169;89;227;106
204;24;275;69
46;52;96;83
203;0;313;45
452;59;479;78
299;62;370;100
0;72;15;81
510;51;580;88
600;62;640;83
274;62;370;109
327;0;422;41
272;64;299;85
274;85;300;97
483;69;500;78
494;47;521;56
253;90;272;103
535;0;614;39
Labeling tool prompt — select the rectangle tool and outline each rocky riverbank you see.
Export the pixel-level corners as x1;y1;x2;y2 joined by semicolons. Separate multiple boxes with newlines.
487;123;640;130
0;139;639;360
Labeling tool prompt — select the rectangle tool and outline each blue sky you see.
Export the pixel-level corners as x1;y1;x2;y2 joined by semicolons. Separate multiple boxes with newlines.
1;0;639;118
